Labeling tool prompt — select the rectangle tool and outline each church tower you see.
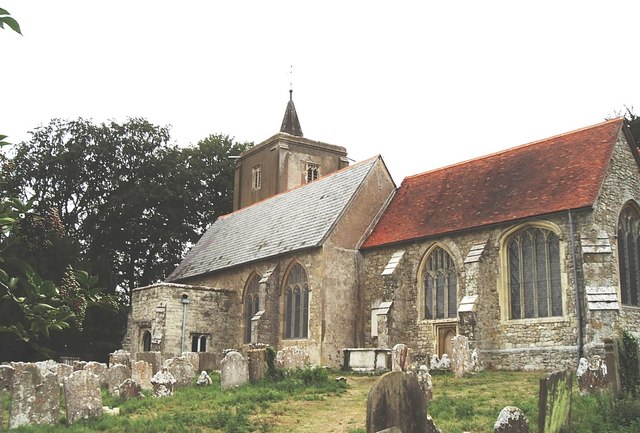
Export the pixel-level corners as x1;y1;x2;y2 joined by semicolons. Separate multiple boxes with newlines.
232;92;350;210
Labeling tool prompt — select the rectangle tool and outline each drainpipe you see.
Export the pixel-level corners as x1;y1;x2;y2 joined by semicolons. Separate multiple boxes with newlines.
568;210;584;362
180;294;190;354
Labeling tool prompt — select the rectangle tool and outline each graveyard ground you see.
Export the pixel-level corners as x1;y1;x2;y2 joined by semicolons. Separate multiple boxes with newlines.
2;369;637;432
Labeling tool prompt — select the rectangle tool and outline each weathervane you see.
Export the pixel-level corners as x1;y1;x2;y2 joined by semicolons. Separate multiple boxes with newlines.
289;65;293;100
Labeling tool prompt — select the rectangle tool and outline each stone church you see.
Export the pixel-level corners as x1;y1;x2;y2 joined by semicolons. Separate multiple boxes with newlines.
124;94;640;371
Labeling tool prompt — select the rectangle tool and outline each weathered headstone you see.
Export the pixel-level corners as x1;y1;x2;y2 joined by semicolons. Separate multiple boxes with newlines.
107;363;132;396
51;362;74;386
35;359;57;376
199;352;217;371
151;368;176;398
136;351;162;374
196;371;213;386
9;367;60;428
576;356;608;395
538;370;572;433
221;350;249;390
63;370;103;424
181;351;200;372
248;348;267;383
366;371;430;433
0;365;15;429
118;378;143;400
85;361;108;387
164;356;195;387
392;344;409;372
276;346;309;369
451;335;473;378
493;406;530;433
109;349;132;368
413;364;433;403
73;360;87;371
132;360;153;390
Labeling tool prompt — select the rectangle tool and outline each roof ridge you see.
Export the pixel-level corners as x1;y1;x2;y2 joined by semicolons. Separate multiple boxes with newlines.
404;117;625;181
219;155;381;220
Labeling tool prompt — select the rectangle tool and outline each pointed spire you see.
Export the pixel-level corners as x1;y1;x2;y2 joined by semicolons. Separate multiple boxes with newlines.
280;89;303;137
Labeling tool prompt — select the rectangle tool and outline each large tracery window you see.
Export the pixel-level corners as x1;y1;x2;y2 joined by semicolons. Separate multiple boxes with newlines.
618;204;640;307
423;247;457;320
284;263;309;339
507;227;562;319
244;275;260;343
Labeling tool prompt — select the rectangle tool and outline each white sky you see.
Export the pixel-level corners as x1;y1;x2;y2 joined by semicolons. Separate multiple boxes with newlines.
2;1;639;184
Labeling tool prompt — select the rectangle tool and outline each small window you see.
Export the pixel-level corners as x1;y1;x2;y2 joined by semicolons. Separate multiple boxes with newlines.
306;163;319;183
191;334;208;352
141;330;152;352
252;164;262;190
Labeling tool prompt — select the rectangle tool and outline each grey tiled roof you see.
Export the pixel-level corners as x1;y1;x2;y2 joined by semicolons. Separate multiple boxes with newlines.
167;157;378;282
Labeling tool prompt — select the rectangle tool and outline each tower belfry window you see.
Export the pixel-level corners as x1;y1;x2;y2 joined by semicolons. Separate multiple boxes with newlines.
252;164;262;190
306;163;319;183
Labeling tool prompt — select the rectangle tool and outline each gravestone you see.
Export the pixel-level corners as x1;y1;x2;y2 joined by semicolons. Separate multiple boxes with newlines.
73;360;87;371
413;364;433;403
392;344;409;372
132;360;153;390
9;367;60;428
451;335;473;378
366;371;433;433
137;351;162;374
576;356;608;395
248;348;267;383
181;351;200;372
85;361;108;387
109;349;132;368
107;363;131;396
538;370;572;433
493;406;530;433
63;370;103;424
0;365;15;429
196;371;213;386
164;356;195;387
199;352;217;371
151;368;176;397
118;378;143;400
221;350;249;390
276;346;308;369
51;362;74;386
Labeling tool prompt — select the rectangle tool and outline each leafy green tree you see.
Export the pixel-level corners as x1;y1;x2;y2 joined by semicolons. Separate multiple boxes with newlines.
6;118;252;299
0;7;21;34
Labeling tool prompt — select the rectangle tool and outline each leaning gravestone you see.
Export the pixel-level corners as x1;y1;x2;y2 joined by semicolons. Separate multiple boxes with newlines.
9;367;60;428
392;344;409;372
221;350;249;390
107;363;132;396
493;406;530;433
151;368;176;398
132;360;153;390
164;356;196;387
64;370;103;424
366;371;441;433
539;370;572;433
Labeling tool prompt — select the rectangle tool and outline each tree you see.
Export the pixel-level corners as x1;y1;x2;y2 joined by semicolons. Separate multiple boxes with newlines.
0;7;21;34
5;118;252;299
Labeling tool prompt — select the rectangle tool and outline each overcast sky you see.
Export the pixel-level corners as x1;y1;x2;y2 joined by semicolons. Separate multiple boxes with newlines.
2;1;639;184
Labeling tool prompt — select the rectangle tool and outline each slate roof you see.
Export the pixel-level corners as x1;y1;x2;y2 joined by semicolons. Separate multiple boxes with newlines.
363;118;627;249
167;156;380;281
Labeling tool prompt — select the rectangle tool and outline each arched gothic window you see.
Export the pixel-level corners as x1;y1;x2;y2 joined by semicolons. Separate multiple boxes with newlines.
423;247;457;320
507;227;562;319
141;330;152;352
244;274;260;343
284;263;309;339
618;205;640;306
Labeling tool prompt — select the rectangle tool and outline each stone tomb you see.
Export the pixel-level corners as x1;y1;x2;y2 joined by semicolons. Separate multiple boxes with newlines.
221;350;249;390
64;370;103;424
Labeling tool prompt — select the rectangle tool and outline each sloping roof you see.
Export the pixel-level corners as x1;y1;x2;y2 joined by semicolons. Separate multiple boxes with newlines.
167;156;379;281
363;118;626;249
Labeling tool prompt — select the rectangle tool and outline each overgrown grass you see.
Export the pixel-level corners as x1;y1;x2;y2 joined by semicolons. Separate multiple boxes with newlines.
560;392;640;433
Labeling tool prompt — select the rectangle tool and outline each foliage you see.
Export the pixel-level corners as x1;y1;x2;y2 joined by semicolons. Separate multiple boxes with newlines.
4;119;252;300
560;392;640;433
0;7;21;34
617;330;640;397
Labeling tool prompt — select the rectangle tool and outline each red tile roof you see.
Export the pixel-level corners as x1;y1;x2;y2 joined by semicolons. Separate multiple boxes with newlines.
362;118;626;249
